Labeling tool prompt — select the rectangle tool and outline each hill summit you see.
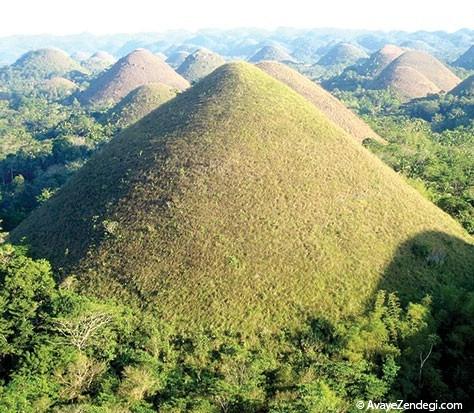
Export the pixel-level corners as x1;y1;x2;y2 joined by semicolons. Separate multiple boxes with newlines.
248;45;295;63
358;44;405;76
78;48;189;106
453;45;474;70
256;61;385;143
373;50;461;99
12;62;473;333
317;42;368;66
82;51;115;73
11;48;86;79
177;48;225;83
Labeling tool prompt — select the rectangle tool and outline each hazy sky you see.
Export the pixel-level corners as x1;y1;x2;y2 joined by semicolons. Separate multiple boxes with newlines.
2;0;473;36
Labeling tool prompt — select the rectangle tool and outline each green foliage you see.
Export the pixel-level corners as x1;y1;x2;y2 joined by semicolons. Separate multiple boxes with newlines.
0;95;113;230
0;245;472;411
403;93;474;131
364;116;474;234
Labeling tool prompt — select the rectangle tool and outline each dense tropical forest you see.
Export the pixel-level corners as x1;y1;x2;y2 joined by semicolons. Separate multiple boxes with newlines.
0;27;473;412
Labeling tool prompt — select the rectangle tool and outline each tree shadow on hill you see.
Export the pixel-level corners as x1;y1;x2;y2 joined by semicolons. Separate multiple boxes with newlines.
372;230;474;406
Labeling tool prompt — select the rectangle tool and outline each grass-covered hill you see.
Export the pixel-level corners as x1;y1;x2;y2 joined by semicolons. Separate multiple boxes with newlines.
373;50;461;99
39;76;78;99
453;45;474;69
78;48;189;107
375;64;440;99
82;51;115;73
165;50;190;69
357;44;405;77
248;45;295;63
8;48;86;80
317;42;368;66
256;61;385;143
176;48;225;83
450;74;474;96
11;62;474;334
103;82;177;128
453;45;474;70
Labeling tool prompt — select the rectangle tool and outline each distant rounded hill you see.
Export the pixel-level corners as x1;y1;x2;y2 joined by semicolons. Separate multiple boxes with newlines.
11;48;86;79
166;51;190;69
103;82;177;128
400;40;436;54
248;45;295;63
373;50;461;99
39;76;78;98
78;48;189;106
317;42;368;66
256;61;385;143
450;74;474;96
453;45;474;70
358;44;405;77
176;48;225;83
11;62;473;334
82;51;115;73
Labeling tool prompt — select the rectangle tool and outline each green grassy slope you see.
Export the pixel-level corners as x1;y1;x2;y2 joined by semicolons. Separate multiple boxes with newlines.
11;62;474;334
103;82;177;128
256;61;385;143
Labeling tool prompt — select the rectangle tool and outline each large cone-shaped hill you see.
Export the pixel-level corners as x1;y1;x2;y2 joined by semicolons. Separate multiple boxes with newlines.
357;44;405;77
373;50;460;99
78;49;189;106
248;45;295;63
257;61;385;144
450;74;474;96
103;82;177;128
12;63;473;333
177;48;225;83
317;42;368;66
11;48;86;79
453;45;474;70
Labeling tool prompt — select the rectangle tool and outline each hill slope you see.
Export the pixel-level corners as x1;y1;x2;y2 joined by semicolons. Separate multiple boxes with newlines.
450;74;474;96
454;45;474;70
373;50;461;99
256;61;385;143
248;45;295;63
78;48;189;106
176;48;225;83
12;62;473;333
317;42;368;66
103;83;177;128
11;48;86;79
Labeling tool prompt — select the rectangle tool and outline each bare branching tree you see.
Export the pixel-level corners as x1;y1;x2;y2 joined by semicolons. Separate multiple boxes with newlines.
52;312;112;350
